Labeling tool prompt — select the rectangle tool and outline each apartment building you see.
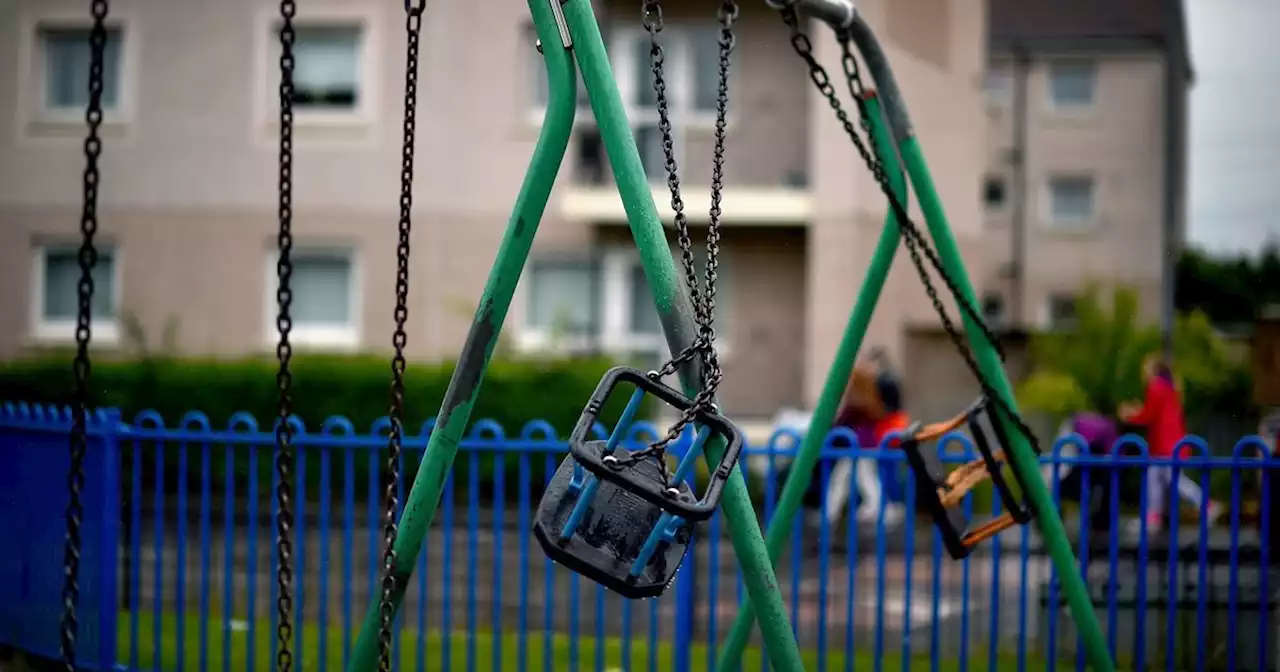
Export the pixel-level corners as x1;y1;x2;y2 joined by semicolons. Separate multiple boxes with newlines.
0;0;988;420
978;0;1192;331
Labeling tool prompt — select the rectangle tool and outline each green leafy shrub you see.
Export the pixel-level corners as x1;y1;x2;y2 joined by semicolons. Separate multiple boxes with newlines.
1016;285;1253;429
1015;285;1257;503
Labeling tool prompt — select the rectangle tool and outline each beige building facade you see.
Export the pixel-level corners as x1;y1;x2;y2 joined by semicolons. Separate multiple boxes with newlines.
0;0;1186;421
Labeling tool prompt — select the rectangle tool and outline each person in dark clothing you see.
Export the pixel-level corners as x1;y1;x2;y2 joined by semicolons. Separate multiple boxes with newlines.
1054;412;1122;532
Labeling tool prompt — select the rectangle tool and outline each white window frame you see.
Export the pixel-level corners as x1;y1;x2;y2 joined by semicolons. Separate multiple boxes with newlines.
30;243;122;345
1046;59;1098;111
516;246;732;359
1043;173;1098;230
262;246;362;351
252;6;379;144
17;9;139;138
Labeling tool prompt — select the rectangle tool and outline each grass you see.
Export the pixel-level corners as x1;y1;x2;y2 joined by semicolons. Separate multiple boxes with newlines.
104;610;1055;671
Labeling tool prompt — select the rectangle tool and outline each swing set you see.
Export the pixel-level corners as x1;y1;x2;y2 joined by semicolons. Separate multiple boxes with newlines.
52;0;1118;671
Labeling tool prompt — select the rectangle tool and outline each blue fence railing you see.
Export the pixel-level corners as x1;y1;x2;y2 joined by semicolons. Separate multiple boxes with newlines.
1;401;1278;672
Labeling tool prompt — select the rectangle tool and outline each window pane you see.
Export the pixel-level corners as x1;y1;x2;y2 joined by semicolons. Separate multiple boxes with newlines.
529;260;597;334
42;27;122;110
291;26;360;108
292;254;352;325
691;27;724;112
981;293;1003;322
632;35;657;107
667;248;730;327
1049;176;1094;222
628;263;661;335
44;249;116;320
1049;61;1095;106
1048;295;1077;327
635;124;666;182
984;67;1010;95
983;176;1006;209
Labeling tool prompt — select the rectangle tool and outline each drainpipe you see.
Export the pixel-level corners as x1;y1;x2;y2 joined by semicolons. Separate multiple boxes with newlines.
1160;1;1183;358
1009;45;1031;327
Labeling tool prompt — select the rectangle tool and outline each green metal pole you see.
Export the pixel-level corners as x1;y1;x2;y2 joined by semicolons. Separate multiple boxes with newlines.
343;1;577;668
896;137;1116;672
716;92;908;671
559;1;806;669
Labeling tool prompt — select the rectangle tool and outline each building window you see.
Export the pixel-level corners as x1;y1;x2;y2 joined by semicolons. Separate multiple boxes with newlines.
614;26;725;182
522;248;731;364
1046;294;1077;329
1047;175;1096;227
983;62;1012;102
983;175;1007;211
1047;60;1096;109
38;25;124;112
288;25;362;110
981;292;1004;325
34;245;120;343
267;249;358;349
525;258;602;346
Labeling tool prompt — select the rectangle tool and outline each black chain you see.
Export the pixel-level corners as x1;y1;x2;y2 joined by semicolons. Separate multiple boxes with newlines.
60;2;110;669
273;1;298;670
376;1;425;669
618;0;739;482
777;7;1040;452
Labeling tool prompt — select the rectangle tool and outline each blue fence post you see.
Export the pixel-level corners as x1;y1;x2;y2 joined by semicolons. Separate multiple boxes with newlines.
673;533;696;672
95;408;122;671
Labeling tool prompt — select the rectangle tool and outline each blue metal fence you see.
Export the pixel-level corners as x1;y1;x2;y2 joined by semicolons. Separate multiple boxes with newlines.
0;401;1278;672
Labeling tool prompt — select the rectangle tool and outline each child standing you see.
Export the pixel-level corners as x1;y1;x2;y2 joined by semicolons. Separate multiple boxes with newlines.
1119;354;1222;534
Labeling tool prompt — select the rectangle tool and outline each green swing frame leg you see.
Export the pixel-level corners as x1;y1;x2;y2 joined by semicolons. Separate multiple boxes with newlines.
345;1;806;670
716;13;1116;672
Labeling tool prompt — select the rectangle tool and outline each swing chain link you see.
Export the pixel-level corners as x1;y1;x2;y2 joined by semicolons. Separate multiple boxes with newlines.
776;7;1041;454
620;0;738;482
274;0;299;670
60;1;110;668
376;4;426;670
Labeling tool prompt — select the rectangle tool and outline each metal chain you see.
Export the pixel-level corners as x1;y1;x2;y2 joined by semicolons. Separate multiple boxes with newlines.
273;1;298;670
60;2;110;669
620;0;739;481
376;2;426;669
777;7;1040;452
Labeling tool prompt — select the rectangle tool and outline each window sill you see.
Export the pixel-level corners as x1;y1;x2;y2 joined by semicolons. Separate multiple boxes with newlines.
23;111;131;140
259;114;374;146
515;330;734;361
269;326;361;352
1040;220;1100;236
31;320;121;346
1042;105;1097;124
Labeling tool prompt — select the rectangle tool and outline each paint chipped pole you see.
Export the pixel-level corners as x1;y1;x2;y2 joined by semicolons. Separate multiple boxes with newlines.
718;2;1117;672
343;0;577;667
560;0;806;667
347;0;805;670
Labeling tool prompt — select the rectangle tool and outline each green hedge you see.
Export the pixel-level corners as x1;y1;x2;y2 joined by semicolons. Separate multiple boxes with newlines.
0;352;661;501
0;352;648;432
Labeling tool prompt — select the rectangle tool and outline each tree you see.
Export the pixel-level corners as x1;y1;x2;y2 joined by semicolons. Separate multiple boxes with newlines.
1176;245;1280;325
1017;285;1250;426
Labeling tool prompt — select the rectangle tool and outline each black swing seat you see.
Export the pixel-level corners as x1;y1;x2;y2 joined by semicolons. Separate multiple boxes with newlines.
534;446;694;599
899;396;1034;560
533;366;745;598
